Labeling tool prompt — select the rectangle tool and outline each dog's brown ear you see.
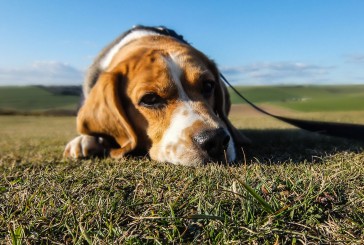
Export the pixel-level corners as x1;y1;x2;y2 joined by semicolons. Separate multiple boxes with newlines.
215;77;251;145
77;72;137;158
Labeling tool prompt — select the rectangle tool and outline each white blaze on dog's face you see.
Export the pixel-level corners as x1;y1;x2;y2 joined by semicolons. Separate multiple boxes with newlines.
155;54;236;165
107;36;237;166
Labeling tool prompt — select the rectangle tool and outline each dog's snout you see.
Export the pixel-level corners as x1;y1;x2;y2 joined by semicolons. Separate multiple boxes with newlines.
194;128;230;160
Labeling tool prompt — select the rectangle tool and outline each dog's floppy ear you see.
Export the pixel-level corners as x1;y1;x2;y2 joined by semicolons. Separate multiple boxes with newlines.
77;72;137;158
215;77;251;145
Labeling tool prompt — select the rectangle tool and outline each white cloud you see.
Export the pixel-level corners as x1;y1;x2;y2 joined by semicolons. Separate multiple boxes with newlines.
344;54;364;63
1;60;359;86
0;61;84;86
220;62;333;85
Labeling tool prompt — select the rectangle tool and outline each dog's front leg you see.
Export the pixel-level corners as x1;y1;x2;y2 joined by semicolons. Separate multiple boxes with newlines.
63;135;109;158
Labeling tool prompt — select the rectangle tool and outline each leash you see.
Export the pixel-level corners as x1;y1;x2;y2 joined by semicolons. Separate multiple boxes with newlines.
221;74;364;141
135;25;364;141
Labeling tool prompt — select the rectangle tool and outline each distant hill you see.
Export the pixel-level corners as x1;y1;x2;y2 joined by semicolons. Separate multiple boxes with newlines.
0;86;81;115
228;84;364;112
36;85;82;96
0;84;364;115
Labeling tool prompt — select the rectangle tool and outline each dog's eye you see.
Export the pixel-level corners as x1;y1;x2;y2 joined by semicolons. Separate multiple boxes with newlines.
139;93;166;108
201;80;216;98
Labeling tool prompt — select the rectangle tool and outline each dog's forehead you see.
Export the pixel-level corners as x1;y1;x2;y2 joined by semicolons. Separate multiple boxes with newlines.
116;37;217;96
166;51;216;85
110;36;216;78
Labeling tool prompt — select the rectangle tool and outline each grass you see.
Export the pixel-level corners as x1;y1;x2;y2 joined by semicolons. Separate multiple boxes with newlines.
2;84;364;115
1;109;364;243
228;84;364;112
0;86;79;112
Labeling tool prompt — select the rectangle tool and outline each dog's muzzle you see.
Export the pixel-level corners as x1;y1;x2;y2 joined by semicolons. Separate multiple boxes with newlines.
193;127;231;162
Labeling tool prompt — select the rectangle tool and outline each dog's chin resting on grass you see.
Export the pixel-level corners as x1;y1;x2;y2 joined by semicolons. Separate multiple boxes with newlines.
64;26;250;166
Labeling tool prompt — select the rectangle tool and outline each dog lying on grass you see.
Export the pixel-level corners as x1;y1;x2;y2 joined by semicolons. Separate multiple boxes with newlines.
64;26;249;166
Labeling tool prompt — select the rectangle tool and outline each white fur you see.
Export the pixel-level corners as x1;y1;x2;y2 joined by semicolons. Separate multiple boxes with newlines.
158;106;203;163
157;55;203;163
64;135;104;158
156;54;236;164
225;130;236;162
100;30;160;69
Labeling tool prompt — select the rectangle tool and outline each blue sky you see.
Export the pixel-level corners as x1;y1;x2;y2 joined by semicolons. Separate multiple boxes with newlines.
0;1;364;86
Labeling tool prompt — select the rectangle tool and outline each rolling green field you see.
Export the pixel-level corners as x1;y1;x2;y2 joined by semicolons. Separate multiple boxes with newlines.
229;84;364;112
0;86;79;113
1;85;364;243
1;84;364;114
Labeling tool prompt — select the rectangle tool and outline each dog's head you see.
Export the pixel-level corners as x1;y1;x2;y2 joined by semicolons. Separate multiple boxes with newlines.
77;30;249;165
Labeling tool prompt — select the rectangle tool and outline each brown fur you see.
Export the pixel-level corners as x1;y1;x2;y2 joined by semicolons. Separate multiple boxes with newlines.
64;34;249;164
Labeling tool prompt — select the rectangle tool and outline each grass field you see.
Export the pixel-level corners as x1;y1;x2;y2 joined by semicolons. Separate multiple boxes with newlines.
1;107;364;243
229;84;364;112
1;84;364;114
0;86;79;113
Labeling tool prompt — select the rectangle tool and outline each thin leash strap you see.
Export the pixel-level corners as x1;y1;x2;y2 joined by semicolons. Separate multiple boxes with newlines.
221;74;364;141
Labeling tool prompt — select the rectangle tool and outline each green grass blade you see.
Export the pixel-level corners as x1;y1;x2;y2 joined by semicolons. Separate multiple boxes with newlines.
185;214;225;221
237;179;275;214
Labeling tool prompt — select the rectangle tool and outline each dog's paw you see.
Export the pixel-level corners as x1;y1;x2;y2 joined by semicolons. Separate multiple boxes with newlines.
63;135;107;158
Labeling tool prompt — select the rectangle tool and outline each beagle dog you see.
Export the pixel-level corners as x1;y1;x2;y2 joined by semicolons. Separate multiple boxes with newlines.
64;26;249;166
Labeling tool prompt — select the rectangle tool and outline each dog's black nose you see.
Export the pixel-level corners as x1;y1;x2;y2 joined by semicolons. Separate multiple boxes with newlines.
193;128;230;161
